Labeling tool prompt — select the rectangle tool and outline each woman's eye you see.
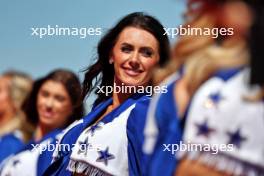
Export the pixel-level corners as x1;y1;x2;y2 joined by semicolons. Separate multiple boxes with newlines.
141;49;153;58
121;46;132;53
55;95;65;102
40;90;49;97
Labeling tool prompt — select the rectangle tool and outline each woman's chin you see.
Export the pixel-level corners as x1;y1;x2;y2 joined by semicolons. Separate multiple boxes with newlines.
39;117;56;128
118;79;145;87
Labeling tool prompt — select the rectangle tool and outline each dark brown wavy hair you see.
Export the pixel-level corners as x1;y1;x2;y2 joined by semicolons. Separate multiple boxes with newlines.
249;0;264;86
82;12;170;106
22;69;84;128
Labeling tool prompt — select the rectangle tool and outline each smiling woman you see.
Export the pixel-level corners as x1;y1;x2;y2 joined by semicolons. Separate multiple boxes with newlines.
23;69;84;135
0;69;84;176
82;12;170;106
36;80;74;140
42;12;170;176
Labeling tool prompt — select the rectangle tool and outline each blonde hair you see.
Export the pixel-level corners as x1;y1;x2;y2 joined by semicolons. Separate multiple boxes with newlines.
153;10;216;85
3;71;33;110
153;1;248;96
3;71;34;141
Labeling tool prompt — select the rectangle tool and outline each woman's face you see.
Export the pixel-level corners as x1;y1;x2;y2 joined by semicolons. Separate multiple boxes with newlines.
111;27;160;87
218;1;253;37
37;80;72;130
0;76;13;116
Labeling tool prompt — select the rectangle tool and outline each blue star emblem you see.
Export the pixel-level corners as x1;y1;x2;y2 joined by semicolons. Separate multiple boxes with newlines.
195;119;215;138
204;91;223;108
12;159;20;167
87;123;102;136
227;128;247;148
96;147;115;166
77;137;90;155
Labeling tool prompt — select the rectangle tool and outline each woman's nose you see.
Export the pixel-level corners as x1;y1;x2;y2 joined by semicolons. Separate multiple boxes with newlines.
128;52;140;70
45;97;54;108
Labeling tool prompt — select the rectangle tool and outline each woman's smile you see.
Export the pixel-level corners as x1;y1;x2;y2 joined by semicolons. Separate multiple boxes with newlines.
122;66;143;77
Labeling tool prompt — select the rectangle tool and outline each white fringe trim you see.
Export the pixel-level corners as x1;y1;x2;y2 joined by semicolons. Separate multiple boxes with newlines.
184;151;264;176
67;159;113;176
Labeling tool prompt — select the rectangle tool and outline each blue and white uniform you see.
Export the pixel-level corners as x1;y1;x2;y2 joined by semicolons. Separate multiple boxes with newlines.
0;130;25;163
181;67;264;175
44;93;151;176
0;129;62;176
143;67;264;176
143;72;182;176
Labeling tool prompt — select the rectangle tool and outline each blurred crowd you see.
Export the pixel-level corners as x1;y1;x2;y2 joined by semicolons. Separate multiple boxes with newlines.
0;0;263;176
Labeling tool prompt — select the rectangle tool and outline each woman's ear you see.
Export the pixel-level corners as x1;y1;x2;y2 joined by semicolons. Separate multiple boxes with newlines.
109;51;114;64
109;57;114;64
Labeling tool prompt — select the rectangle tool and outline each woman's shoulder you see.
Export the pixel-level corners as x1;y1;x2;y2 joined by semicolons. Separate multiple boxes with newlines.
52;119;84;161
0;131;24;144
135;94;151;104
126;95;152;130
58;120;84;140
0;131;25;162
130;94;152;114
212;67;244;81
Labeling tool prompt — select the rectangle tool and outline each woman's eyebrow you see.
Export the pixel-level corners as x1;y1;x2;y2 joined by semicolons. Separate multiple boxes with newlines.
121;42;133;47
121;43;154;50
140;46;155;52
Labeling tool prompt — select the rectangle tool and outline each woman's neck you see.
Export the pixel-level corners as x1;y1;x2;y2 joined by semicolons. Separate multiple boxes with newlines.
0;110;16;127
112;91;131;109
111;77;133;109
94;79;132;124
34;124;53;141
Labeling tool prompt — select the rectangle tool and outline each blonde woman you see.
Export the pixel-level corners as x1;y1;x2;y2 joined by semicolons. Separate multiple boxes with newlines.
176;1;264;175
143;0;260;175
0;71;33;137
0;71;33;161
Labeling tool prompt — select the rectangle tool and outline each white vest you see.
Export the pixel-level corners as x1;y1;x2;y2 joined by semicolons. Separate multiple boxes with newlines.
183;68;264;175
